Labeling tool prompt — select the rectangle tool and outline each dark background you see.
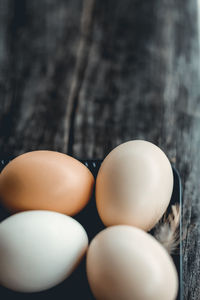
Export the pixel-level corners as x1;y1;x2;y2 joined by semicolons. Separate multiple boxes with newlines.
0;0;200;299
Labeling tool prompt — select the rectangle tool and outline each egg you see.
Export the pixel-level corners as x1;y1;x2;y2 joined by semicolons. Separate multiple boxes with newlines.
0;210;88;292
86;225;178;300
95;140;173;231
0;151;94;215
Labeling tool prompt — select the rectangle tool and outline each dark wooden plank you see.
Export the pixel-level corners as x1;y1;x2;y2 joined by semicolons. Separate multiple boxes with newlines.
73;2;200;298
0;0;83;156
0;0;200;299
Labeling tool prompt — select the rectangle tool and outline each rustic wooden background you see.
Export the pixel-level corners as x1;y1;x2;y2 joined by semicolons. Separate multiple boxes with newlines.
0;0;200;299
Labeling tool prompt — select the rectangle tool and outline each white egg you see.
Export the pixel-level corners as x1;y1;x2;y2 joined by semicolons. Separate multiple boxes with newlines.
96;140;174;231
0;210;88;292
86;226;178;300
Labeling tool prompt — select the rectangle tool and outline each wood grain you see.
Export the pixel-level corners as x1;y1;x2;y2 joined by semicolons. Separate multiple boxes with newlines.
0;0;200;299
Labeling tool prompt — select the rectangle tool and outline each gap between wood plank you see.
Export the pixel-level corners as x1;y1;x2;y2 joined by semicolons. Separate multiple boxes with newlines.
63;0;95;155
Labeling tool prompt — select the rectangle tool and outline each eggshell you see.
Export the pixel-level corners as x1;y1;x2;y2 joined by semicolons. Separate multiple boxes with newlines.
96;140;173;231
0;151;94;215
0;210;88;292
86;225;178;300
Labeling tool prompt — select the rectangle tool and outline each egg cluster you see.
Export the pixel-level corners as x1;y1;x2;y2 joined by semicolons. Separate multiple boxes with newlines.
0;140;178;300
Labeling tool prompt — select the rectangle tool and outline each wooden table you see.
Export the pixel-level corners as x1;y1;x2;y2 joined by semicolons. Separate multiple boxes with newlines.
0;1;199;299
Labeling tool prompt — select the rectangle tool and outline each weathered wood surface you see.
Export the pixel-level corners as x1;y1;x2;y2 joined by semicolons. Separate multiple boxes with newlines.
0;0;200;299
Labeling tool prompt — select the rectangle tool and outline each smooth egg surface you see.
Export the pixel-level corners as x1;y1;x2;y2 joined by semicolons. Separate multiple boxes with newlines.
0;151;94;215
0;210;88;292
96;140;173;231
86;225;178;300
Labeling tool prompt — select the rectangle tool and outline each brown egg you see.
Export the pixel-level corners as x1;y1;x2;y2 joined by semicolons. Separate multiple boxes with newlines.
0;151;94;215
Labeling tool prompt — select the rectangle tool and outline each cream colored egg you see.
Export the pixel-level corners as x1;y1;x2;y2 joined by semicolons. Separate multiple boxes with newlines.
86;226;178;300
0;210;88;292
96;140;173;231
